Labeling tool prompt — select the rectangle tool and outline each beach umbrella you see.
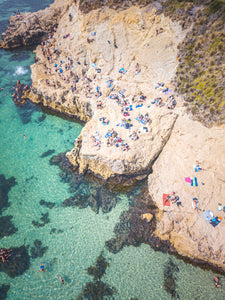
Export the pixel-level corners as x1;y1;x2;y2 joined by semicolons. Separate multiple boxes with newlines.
202;210;214;222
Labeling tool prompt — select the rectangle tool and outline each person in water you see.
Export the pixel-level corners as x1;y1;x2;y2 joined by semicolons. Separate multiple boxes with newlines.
39;263;46;273
214;276;221;288
58;274;64;284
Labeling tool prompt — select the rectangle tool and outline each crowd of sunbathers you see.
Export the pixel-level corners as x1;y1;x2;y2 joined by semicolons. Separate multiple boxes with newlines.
0;248;12;263
105;129;129;150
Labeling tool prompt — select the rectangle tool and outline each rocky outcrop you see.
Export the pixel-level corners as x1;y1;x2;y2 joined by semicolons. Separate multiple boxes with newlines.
4;0;225;273
148;115;225;270
67;108;178;179
24;1;185;179
0;0;72;49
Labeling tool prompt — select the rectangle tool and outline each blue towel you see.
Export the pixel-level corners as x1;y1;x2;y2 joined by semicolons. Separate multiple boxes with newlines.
194;177;198;187
136;104;143;108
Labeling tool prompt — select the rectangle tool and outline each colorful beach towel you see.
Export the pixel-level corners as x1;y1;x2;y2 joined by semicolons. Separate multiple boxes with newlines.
185;177;191;183
191;177;198;187
163;194;170;206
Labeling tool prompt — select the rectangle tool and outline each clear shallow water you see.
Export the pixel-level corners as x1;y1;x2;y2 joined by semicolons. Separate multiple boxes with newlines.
0;1;225;299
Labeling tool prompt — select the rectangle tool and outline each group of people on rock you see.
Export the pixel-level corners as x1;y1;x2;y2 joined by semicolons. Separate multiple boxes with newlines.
12;80;29;105
0;248;12;263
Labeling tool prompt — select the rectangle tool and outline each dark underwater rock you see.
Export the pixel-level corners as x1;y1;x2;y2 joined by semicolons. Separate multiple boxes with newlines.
32;212;50;227
0;174;17;214
77;252;116;300
40;149;55;158
163;258;179;298
0;245;30;278
51;152;118;214
0;284;10;300
105;184;174;254
0;215;18;239
39;199;55;209
77;280;116;300
87;253;109;281
30;239;48;259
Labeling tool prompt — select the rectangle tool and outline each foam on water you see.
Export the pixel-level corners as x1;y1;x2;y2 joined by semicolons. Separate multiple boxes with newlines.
0;1;225;300
13;66;28;76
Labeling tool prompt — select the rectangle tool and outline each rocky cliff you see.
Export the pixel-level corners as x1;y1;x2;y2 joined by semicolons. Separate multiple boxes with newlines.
1;0;225;272
0;0;73;49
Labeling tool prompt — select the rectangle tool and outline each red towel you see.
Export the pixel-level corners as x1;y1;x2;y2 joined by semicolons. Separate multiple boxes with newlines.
163;194;170;206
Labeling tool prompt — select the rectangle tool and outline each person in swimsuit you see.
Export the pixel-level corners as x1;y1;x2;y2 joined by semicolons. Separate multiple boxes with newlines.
214;276;221;288
58;274;64;284
39;263;46;273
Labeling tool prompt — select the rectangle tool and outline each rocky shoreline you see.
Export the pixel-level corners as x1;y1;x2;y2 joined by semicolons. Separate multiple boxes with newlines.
1;0;225;273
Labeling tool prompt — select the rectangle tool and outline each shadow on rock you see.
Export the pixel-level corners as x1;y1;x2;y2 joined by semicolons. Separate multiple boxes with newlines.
0;245;30;278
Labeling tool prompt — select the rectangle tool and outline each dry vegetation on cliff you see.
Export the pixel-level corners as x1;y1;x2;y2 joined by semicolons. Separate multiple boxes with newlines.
163;0;225;126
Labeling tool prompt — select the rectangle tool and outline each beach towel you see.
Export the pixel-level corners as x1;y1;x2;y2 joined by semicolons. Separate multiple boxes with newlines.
191;177;198;186
135;104;143;108
163;194;170;206
165;89;172;95
202;210;214;222
185;177;191;183
210;217;221;227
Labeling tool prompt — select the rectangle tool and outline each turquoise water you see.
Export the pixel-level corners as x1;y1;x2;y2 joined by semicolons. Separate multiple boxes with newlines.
0;1;225;299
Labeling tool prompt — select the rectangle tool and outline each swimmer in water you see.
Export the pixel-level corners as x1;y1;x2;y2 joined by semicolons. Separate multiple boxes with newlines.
214;276;221;288
58;274;64;284
38;263;46;273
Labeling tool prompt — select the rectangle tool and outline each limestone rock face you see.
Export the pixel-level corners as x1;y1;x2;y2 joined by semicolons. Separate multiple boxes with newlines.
68;107;177;179
23;1;185;178
0;0;72;49
148;115;225;270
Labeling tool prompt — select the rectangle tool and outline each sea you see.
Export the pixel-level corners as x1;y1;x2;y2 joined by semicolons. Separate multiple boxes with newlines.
0;0;224;299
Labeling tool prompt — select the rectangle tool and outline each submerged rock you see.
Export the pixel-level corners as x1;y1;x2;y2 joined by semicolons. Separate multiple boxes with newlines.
163;258;179;298
78;252;116;300
32;212;50;227
39;199;55;209
0;174;17;214
0;215;18;239
30;239;48;259
106;184;173;254
0;284;10;300
0;245;30;278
